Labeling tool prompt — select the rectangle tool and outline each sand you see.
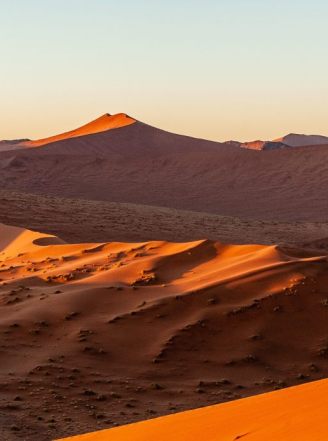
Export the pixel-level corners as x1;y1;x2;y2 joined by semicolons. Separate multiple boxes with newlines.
24;113;136;148
1;222;328;439
58;378;328;441
1;117;328;221
1;116;328;440
2;190;328;247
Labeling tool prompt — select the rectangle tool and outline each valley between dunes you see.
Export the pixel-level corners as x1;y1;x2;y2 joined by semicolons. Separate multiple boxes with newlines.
1;223;328;440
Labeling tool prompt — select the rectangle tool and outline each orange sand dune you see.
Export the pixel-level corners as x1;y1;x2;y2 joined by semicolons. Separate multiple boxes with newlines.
24;113;136;147
58;378;328;441
0;223;63;258
1;222;328;440
241;140;266;150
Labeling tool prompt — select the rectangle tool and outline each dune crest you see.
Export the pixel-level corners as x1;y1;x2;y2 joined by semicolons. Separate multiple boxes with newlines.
58;378;328;440
24;113;136;148
0;223;63;258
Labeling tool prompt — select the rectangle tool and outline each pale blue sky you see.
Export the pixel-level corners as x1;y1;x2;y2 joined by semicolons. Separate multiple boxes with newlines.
1;0;328;141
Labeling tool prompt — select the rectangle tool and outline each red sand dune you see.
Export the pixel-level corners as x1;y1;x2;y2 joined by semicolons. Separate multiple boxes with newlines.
1;116;328;221
58;378;328;441
24;113;136;147
0;114;135;152
2;116;328;441
241;140;266;150
1;222;328;439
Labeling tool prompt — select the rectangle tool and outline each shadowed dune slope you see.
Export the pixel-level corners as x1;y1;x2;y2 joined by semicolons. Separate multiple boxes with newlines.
58;378;328;441
274;133;328;147
1;119;328;220
1;223;328;440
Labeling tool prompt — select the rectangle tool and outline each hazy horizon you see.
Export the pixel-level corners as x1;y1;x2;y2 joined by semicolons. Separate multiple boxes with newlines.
1;0;328;142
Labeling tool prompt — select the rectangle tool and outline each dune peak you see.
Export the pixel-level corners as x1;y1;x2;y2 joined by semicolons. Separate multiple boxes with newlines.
24;112;136;148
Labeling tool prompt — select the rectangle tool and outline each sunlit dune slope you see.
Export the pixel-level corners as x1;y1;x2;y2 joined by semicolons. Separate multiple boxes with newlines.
1;222;328;439
58;378;328;441
24;113;135;147
0;223;63;258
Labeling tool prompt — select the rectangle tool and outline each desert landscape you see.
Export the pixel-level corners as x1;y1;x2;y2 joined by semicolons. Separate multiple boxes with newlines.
1;113;328;440
3;1;328;438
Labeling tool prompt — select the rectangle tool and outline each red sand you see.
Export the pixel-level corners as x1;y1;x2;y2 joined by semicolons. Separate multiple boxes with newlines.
58;378;328;441
1;222;328;439
25;113;136;147
1;116;328;221
1;115;328;440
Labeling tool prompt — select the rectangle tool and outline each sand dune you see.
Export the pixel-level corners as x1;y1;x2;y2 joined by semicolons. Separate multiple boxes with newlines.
1;117;328;221
1;222;328;440
2;190;328;247
24;113;136;148
241;140;288;150
1;116;328;439
0;114;135;152
58;378;328;441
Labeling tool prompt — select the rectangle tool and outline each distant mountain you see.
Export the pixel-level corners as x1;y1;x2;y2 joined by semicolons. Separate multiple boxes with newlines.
274;133;328;147
239;133;328;150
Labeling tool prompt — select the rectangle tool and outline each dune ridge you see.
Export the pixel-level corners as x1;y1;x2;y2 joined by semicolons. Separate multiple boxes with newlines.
0;114;135;152
24;113;136;148
58;378;328;441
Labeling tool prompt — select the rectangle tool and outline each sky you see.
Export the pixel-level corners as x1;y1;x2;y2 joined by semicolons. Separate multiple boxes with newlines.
1;0;328;142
